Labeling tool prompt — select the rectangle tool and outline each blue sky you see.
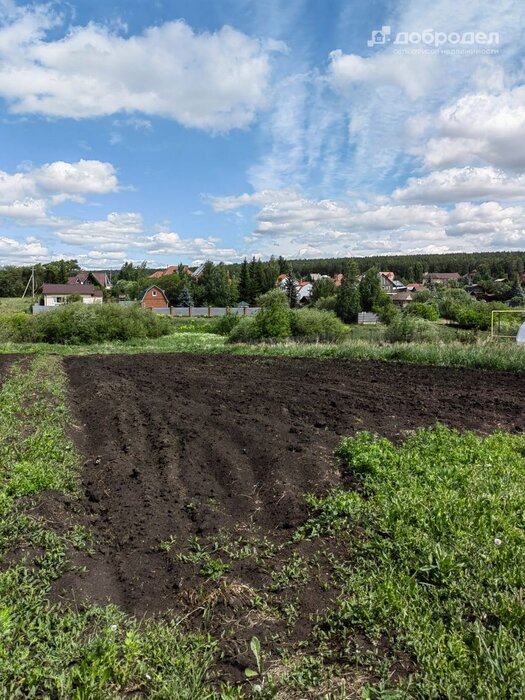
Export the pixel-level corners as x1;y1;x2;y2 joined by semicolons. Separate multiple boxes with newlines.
0;0;524;268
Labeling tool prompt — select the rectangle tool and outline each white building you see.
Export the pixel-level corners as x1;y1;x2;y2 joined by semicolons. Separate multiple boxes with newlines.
42;283;103;307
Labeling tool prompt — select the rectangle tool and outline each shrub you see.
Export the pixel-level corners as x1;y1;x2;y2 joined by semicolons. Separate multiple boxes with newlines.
384;315;439;344
0;313;35;342
209;312;241;335
406;302;439;321
2;303;173;345
290;308;348;342
373;292;398;325
227;316;262;343
453;301;507;331
255;289;291;339
314;295;337;312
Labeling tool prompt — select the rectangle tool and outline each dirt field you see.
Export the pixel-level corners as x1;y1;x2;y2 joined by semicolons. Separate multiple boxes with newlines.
56;353;525;682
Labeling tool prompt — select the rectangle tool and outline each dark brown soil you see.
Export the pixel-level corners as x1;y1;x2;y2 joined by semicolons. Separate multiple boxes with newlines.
0;354;17;382
56;354;525;682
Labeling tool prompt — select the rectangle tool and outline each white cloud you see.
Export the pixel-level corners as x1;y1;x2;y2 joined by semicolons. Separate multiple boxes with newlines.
214;187;525;257
0;159;119;206
328;50;437;99
421;87;525;170
394;167;525;204
56;212;144;249
0;8;285;131
146;230;244;262
0;234;49;263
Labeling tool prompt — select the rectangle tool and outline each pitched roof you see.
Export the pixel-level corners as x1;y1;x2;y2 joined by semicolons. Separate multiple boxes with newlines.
426;272;461;280
149;265;192;279
391;291;413;301
149;265;178;278
68;271;108;287
42;283;103;296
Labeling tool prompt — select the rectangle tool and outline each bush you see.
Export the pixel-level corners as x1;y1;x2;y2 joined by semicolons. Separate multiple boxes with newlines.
255;289;291;339
0;313;35;342
406;302;439;321
0;303;173;345
290;308;348;342
209;312;241;335
227;316;262;343
453;301;507;331
384;315;439;344
314;295;337;312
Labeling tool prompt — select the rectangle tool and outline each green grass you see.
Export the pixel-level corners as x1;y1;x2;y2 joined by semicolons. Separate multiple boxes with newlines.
0;297;31;315
0;332;525;372
306;426;525;697
0;356;238;699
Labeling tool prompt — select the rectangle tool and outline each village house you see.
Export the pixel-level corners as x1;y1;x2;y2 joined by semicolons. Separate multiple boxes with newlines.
379;272;408;293
423;272;461;285
41;283;103;307
140;285;170;311
297;281;313;302
275;275;313;301
391;291;413;309
68;271;111;289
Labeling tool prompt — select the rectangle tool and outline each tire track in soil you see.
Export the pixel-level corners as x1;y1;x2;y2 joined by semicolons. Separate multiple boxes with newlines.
60;353;525;615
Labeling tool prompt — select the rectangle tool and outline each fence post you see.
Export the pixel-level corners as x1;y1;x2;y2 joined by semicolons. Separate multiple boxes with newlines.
208;306;211;317
188;306;192;318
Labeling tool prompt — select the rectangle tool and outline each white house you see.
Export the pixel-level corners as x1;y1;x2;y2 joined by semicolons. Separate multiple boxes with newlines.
42;283;103;307
297;281;313;302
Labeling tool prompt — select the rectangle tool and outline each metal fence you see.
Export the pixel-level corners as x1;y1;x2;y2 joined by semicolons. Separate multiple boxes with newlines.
168;306;260;317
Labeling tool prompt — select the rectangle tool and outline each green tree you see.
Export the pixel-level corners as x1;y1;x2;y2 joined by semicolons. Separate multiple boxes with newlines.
359;267;382;312
248;257;263;304
177;285;193;307
311;277;336;302
255;289;291;338
336;263;360;323
160;273;184;305
238;258;250;303
200;262;233;306
284;270;298;308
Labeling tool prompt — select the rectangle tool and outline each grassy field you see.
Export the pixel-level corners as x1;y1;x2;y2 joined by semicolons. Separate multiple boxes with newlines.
2;356;525;696
0;297;32;315
1;332;524;372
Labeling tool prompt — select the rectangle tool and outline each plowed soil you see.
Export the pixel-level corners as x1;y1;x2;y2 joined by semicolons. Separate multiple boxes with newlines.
56;354;525;682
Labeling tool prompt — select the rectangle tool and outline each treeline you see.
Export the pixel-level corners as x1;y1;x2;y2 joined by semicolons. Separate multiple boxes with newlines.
228;252;525;282
0;260;80;297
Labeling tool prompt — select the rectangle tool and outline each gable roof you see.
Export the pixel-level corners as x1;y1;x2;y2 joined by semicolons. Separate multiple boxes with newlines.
149;265;192;279
149;265;178;278
42;283;103;297
68;271;108;287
